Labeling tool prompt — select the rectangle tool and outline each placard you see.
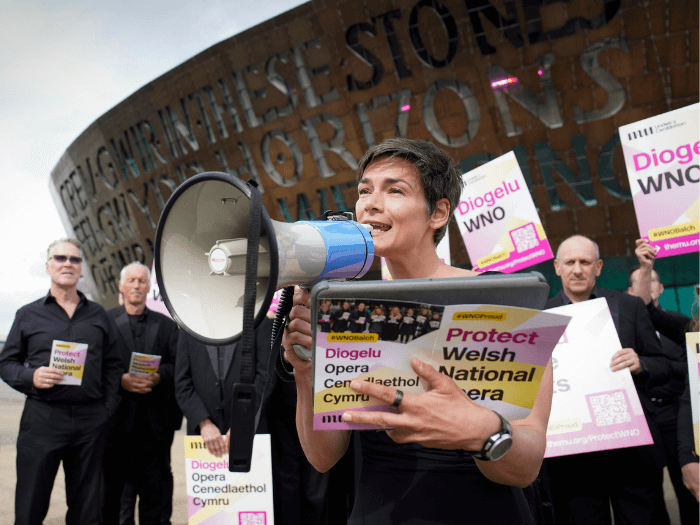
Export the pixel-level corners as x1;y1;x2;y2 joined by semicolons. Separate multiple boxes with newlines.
686;332;699;455
619;103;699;258
454;151;553;273
185;434;274;525
544;299;653;457
49;340;88;385
313;302;569;430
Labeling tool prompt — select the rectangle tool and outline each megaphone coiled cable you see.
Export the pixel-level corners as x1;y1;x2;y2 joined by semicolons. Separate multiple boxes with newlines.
271;286;296;382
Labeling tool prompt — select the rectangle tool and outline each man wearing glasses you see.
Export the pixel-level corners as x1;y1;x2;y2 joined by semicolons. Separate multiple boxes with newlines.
0;238;122;525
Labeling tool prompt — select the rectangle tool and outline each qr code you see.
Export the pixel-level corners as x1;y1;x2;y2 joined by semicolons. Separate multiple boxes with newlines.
510;223;539;253
588;391;632;426
239;512;267;525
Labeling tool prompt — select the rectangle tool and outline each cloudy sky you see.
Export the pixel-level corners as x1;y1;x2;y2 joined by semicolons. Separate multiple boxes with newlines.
0;0;308;337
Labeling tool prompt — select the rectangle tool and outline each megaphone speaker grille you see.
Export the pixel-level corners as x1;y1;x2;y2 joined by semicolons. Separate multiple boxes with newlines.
155;173;278;344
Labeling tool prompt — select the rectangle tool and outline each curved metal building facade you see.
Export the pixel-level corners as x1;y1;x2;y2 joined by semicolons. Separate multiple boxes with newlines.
49;0;699;308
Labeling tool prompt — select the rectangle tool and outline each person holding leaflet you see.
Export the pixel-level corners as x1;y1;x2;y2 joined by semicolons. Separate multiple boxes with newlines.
331;301;352;333
0;238;122;525
282;139;554;524
349;302;369;333
102;262;181;525
368;305;386;336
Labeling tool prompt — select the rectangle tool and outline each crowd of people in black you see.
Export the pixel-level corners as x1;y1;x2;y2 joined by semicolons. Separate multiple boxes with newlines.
318;299;444;342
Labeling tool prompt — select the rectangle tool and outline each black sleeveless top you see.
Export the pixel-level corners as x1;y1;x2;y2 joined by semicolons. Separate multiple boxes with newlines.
348;433;533;525
347;272;534;525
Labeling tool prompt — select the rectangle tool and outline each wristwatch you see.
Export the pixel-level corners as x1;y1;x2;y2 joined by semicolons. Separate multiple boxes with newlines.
470;411;513;461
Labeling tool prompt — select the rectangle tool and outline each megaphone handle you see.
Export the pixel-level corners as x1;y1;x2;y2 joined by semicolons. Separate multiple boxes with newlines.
292;285;313;361
293;344;313;361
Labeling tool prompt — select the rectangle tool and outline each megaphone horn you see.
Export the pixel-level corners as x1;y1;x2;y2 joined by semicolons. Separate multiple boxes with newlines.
154;172;374;345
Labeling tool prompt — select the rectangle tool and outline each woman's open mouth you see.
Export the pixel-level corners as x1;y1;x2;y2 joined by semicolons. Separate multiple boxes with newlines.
365;222;391;235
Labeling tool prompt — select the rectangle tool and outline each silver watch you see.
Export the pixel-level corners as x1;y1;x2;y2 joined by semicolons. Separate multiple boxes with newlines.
470;411;513;461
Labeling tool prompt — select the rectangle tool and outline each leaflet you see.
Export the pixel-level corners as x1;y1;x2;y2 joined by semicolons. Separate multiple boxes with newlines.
686;332;699;455
128;352;161;375
49;340;88;386
619;103;699;258
454;151;553;273
313;302;570;430
544;299;653;457
185;434;274;525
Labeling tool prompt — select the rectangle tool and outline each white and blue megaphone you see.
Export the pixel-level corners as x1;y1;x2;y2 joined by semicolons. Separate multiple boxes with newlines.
154;171;374;346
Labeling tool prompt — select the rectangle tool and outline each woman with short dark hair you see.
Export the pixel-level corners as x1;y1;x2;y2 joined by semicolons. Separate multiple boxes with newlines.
283;138;553;524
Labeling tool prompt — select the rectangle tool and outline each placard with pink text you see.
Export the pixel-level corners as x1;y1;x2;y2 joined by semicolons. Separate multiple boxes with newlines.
454;151;553;273
312;302;569;430
184;435;274;525
544;299;653;458
620;103;699;258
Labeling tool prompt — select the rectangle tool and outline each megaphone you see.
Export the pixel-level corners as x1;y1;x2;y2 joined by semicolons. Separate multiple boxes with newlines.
154;171;374;346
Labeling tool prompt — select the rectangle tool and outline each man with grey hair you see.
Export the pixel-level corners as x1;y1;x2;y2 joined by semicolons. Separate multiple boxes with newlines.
0;238;122;525
102;261;180;525
543;234;672;525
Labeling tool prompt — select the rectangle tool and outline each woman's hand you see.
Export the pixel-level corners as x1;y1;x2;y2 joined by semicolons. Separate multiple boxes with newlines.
281;286;352;472
341;357;500;451
281;286;314;376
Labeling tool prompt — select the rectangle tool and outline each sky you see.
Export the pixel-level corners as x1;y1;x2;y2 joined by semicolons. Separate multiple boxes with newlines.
0;0;309;337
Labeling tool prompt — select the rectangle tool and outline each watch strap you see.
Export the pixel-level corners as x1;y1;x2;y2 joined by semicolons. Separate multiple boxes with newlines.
470;410;512;461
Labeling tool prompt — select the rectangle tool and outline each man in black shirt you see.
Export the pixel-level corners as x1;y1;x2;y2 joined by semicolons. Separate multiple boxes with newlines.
102;262;180;525
0;238;122;525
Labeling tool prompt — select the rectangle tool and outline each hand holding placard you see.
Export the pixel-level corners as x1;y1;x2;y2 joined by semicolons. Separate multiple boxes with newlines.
200;418;228;458
282;286;314;374
343;357;500;451
610;348;643;375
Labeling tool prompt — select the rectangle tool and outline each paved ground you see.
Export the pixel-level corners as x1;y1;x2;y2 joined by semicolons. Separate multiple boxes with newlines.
0;382;189;525
0;381;683;524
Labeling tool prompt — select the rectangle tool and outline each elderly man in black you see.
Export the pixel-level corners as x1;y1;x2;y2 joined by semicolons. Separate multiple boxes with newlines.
0;238;122;525
102;261;180;525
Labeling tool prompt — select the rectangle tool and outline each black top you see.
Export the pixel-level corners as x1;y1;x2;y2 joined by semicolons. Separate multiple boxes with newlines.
350;308;369;333
352;431;531;525
333;308;352;332
0;290;122;412
643;304;698;467
646;302;692;346
318;309;333;333
646;333;687;399
349;271;533;525
127;312;148;354
175;317;272;435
